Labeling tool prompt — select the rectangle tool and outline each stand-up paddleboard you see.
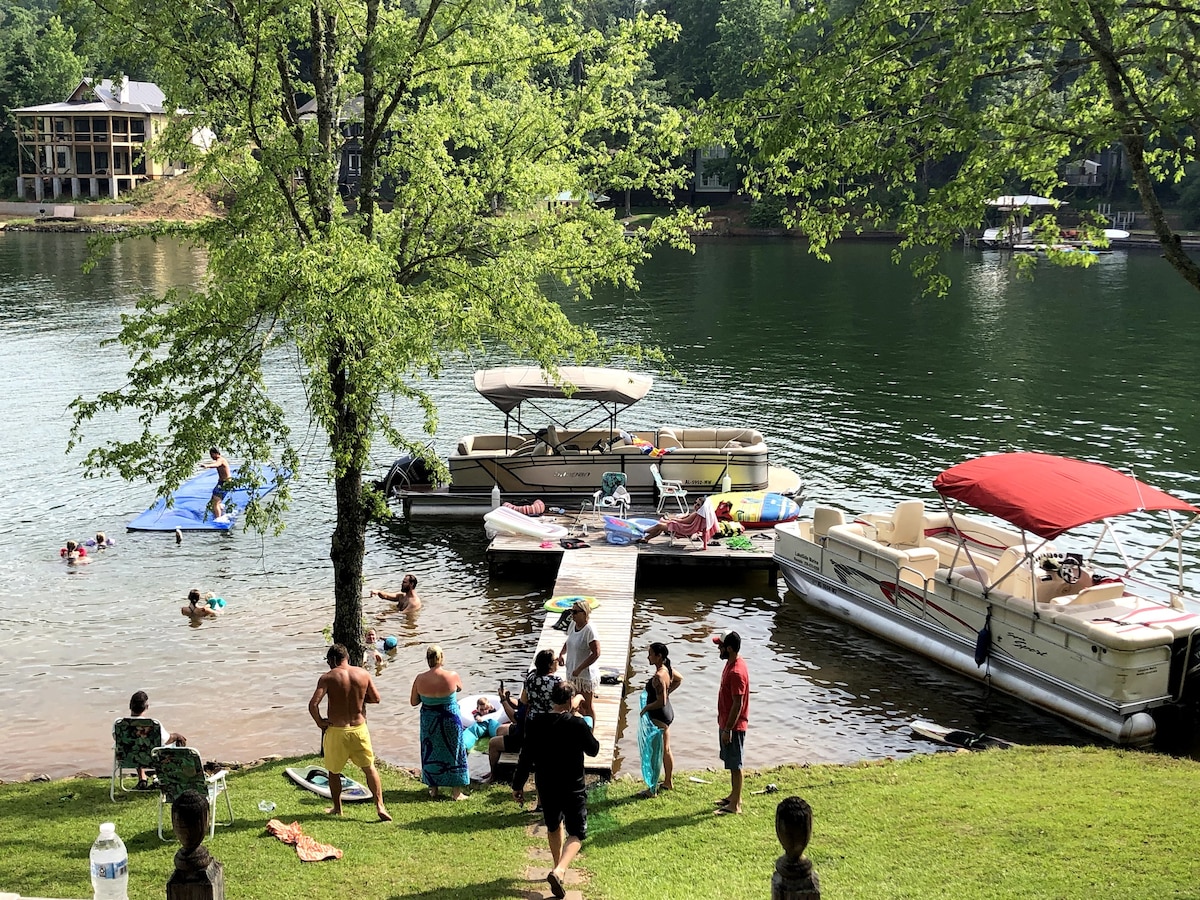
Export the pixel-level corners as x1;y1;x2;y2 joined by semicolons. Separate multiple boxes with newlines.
128;465;288;532
483;506;568;540
544;595;600;613
910;719;1016;751
710;491;800;529
284;765;372;801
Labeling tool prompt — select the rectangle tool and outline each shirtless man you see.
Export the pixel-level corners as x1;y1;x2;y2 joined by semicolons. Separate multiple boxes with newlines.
200;447;231;519
181;588;218;620
307;643;391;821
370;573;421;612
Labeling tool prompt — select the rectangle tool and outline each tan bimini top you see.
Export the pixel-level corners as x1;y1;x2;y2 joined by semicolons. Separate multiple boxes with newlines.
473;367;653;413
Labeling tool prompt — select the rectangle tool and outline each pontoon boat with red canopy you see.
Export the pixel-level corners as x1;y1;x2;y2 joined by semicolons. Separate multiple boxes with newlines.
775;452;1200;744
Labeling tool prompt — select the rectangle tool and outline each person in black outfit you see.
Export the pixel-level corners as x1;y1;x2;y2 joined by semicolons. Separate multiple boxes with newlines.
511;681;599;899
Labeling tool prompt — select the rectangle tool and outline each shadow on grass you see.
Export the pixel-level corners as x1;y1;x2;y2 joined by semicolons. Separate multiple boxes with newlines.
387;878;544;900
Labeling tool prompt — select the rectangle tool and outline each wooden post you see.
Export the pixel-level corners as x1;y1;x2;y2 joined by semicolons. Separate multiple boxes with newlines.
166;789;225;900
772;796;820;900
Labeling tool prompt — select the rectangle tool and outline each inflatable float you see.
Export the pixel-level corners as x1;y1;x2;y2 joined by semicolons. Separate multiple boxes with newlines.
127;465;289;532
457;694;510;730
544;594;600;613
284;765;372;802
483;506;568;540
602;516;659;545
710;491;800;529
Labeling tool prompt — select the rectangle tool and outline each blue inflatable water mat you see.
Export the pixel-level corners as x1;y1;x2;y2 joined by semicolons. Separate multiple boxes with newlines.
127;465;288;532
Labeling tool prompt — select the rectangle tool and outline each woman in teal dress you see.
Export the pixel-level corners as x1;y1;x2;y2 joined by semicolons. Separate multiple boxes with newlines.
409;644;469;799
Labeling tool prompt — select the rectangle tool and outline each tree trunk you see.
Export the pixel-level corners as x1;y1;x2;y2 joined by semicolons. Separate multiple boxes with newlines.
331;464;367;667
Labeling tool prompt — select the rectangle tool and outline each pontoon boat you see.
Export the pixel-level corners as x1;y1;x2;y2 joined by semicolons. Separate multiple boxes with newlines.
382;366;802;511
774;453;1200;744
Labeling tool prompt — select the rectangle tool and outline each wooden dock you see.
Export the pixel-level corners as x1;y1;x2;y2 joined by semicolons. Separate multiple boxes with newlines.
491;518;776;774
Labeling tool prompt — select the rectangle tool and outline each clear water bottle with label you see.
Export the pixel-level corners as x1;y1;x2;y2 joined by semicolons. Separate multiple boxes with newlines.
490;483;501;509
90;822;128;900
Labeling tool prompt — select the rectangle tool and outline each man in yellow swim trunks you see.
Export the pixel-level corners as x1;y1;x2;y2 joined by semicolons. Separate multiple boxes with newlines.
307;643;391;821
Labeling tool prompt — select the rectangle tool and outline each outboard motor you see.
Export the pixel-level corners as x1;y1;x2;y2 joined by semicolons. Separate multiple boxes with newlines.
381;454;434;497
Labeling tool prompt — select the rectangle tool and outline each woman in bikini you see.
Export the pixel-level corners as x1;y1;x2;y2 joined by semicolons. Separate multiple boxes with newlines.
640;641;683;793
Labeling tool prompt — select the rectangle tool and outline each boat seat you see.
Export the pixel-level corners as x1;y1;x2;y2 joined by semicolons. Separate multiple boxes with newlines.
1054;581;1127;607
656;428;683;450
812;506;845;537
874;500;924;549
989;546;1035;600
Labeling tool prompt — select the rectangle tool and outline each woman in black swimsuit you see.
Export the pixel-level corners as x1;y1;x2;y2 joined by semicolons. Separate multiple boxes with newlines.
641;641;684;792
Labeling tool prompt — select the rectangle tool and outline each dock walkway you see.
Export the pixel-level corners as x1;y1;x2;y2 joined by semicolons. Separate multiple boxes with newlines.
492;518;776;774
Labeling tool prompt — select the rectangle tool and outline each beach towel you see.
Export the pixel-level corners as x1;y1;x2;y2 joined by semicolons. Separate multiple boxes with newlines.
265;819;343;861
637;689;664;793
419;694;469;787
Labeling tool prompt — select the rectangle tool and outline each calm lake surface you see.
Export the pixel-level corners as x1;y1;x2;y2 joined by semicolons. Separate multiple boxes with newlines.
3;233;1200;782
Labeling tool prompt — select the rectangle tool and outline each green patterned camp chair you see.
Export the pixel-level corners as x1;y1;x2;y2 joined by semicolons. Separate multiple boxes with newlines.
111;717;164;800
579;471;630;524
151;746;233;840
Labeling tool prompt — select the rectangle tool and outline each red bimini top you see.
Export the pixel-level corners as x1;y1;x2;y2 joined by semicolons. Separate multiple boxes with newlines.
933;453;1200;541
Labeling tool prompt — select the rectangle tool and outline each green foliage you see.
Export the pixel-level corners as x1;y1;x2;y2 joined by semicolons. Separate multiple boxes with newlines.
721;0;1200;293
0;3;86;190
68;0;698;661
3;749;1200;899
745;193;785;227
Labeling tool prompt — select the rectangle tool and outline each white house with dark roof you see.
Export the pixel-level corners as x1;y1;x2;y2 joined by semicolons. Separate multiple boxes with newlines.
12;76;211;201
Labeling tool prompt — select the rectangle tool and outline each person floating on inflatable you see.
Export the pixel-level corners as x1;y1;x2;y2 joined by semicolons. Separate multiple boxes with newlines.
203;592;227;610
83;531;115;549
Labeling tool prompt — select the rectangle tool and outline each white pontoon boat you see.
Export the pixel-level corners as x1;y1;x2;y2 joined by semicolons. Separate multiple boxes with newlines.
382;366;802;511
774;453;1200;744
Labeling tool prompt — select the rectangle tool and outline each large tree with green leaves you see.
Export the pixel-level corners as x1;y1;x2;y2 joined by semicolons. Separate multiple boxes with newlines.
721;0;1200;293
68;0;695;662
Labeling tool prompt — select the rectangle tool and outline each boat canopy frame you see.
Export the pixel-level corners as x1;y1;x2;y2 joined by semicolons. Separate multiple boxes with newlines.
934;453;1200;599
472;366;654;448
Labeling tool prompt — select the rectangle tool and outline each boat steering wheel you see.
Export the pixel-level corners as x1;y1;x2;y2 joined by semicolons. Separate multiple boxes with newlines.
1058;560;1082;584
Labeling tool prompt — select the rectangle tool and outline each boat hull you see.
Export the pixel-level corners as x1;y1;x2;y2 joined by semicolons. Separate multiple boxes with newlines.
447;446;769;496
774;520;1165;745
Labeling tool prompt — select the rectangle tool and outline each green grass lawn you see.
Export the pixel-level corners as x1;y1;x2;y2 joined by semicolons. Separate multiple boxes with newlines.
2;748;1198;899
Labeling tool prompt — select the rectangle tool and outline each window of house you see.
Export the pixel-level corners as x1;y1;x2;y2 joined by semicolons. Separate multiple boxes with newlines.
347;152;362;175
113;150;128;174
92;117;109;140
76;150;93;175
112;117;129;138
55;146;71;173
73;118;92;141
52;117;70;136
132;151;146;175
37;117;52;142
94;150;109;174
131;119;146;142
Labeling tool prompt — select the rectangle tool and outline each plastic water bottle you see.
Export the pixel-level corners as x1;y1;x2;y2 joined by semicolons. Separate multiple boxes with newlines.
90;822;128;900
491;484;501;509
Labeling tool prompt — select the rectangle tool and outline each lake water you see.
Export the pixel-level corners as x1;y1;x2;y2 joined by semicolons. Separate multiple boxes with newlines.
3;232;1199;782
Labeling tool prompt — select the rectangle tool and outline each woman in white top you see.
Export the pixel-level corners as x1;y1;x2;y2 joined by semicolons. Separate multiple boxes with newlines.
557;600;600;720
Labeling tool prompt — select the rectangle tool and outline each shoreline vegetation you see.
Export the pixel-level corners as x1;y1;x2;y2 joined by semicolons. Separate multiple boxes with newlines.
5;177;1198;246
2;746;1197;899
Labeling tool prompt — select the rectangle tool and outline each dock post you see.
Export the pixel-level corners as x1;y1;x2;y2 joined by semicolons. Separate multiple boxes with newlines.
772;796;819;899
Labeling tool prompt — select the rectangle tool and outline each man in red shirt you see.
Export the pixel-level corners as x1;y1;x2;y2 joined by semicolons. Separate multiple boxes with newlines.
714;630;749;814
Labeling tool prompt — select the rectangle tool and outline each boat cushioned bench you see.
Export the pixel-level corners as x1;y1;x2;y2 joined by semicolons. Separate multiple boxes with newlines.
656;426;766;452
824;524;940;584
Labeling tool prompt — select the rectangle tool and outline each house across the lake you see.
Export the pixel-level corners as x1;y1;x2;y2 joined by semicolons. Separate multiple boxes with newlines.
12;77;210;202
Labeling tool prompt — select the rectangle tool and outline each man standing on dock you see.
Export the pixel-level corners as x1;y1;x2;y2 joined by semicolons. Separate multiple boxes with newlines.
714;630;749;815
511;681;599;898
